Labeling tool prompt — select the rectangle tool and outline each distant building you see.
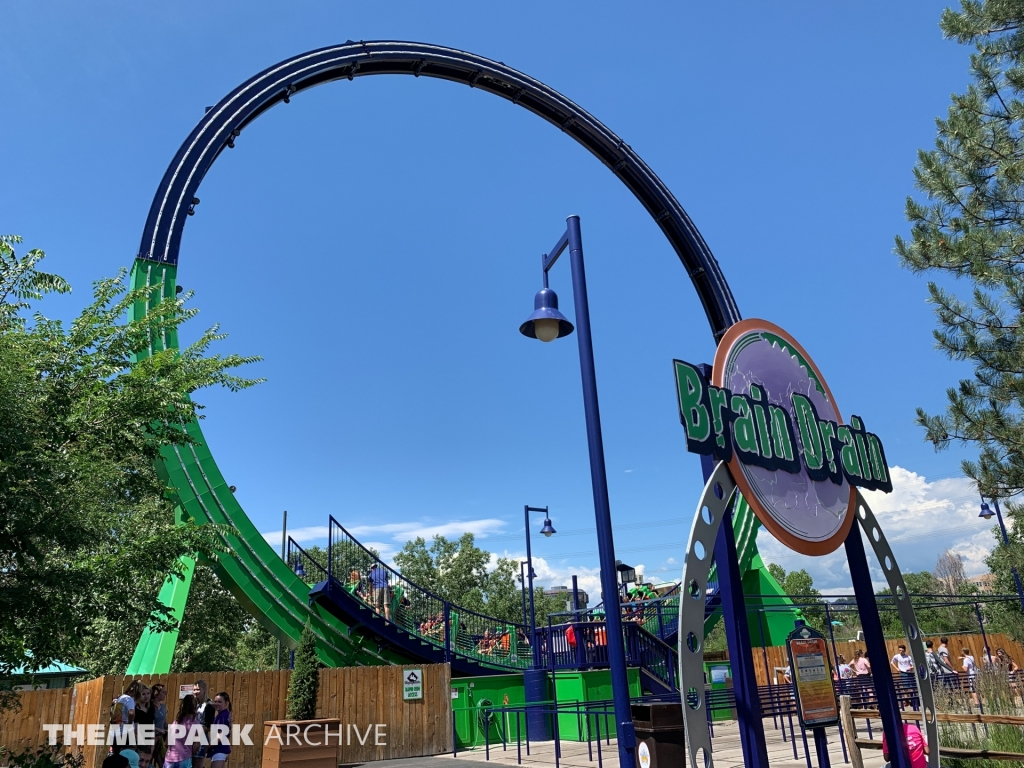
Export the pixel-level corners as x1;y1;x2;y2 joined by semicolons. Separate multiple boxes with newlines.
1;661;86;690
968;573;996;593
543;585;589;611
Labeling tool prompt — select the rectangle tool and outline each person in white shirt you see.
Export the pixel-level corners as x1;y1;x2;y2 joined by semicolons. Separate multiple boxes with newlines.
891;644;914;678
836;654;854;680
961;648;981;706
110;680;142;755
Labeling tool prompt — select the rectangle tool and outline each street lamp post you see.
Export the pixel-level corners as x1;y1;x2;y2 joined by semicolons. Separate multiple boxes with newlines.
979;497;1024;612
524;506;556;664
520;215;636;768
519;560;533;629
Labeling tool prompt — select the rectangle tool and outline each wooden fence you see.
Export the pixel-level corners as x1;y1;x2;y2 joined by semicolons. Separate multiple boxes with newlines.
750;632;1024;686
0;665;451;768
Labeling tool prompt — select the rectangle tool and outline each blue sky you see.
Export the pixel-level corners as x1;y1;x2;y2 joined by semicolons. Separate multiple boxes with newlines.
2;1;999;598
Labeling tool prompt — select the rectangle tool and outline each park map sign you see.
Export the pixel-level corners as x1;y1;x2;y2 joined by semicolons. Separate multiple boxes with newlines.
674;319;892;556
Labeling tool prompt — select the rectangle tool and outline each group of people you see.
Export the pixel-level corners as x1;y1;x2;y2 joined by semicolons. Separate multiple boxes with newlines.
346;564;394;620
473;627;528;656
620;583;658;621
783;638;1020;692
103;679;232;768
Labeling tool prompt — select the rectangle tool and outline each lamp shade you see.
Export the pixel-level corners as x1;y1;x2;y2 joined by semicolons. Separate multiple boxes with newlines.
540;518;556;537
979;502;995;520
294;559;306;578
519;287;574;342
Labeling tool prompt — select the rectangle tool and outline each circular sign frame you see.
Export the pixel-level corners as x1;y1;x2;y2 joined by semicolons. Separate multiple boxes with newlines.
712;318;856;556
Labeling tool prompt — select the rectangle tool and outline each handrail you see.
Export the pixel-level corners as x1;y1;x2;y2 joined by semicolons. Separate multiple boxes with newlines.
550;578;716;642
540;616;677;689
325;516;532;669
285;536;328;582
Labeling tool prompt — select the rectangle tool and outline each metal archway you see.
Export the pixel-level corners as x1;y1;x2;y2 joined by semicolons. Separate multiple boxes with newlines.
130;39;933;768
137;40;740;340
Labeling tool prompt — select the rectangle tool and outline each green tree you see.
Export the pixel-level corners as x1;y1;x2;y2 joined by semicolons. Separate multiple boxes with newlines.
766;564;826;632
393;533;525;623
0;235;261;687
896;1;1024;503
285;623;319;721
878;571;943;636
234;620;279;671
895;0;1024;636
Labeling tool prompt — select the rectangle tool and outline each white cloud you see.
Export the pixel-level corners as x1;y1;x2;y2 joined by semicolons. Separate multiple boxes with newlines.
262;517;508;549
262;525;329;545
756;466;998;591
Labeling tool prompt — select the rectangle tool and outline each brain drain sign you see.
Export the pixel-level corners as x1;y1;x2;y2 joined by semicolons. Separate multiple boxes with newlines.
674;319;892;555
402;669;423;701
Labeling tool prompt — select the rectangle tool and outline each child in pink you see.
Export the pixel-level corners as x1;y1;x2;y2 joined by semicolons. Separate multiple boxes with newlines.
881;722;928;768
164;694;197;768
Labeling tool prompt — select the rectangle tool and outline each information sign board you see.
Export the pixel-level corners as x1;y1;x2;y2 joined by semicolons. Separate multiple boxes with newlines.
785;625;839;728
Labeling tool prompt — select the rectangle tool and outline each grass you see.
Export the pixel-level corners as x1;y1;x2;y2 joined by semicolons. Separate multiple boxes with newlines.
931;667;1024;768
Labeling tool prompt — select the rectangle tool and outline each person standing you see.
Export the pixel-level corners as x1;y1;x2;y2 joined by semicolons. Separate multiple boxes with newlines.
853;649;871;676
192;681;215;768
882;722;928;768
111;680;143;755
891;644;914;679
925;640;954;680
208;692;232;768
836;654;854;680
962;648;981;706
151;684;168;767
368;563;391;620
134;685;155;759
164;694;196;768
937;637;952;670
995;648;1021;702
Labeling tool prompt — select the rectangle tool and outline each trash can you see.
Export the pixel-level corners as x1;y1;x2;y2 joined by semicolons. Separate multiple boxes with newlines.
631;703;686;768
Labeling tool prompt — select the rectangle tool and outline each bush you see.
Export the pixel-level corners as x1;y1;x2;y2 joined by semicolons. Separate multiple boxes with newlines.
0;744;84;768
285;622;319;721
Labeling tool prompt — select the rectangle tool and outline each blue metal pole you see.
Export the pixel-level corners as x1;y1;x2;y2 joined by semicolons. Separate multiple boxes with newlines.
564;215;635;768
521;561;530;629
992;499;1024;612
845;523;912;768
813;728;831;768
523;506;551;741
525;506;538;666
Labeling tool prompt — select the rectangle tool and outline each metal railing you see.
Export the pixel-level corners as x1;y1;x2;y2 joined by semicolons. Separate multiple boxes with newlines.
324;515;532;669
539;615;677;690
585;578;720;642
285;537;328;583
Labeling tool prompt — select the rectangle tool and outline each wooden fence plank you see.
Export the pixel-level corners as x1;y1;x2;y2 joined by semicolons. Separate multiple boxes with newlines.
2;664;454;768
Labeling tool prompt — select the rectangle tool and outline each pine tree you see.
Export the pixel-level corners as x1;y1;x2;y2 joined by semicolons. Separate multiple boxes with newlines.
286;622;320;721
895;1;1024;581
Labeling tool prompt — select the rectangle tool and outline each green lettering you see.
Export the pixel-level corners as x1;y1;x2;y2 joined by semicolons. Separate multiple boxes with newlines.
749;385;774;460
708;386;730;451
730;395;760;459
792;394;824;472
770;406;795;462
674;361;711;448
817;420;843;485
837;425;863;480
866;433;892;492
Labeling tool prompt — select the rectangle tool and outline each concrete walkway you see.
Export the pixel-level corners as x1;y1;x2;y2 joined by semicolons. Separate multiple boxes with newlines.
427;718;888;768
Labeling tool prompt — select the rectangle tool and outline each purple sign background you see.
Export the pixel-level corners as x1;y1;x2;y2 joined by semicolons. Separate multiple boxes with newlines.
721;332;850;546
